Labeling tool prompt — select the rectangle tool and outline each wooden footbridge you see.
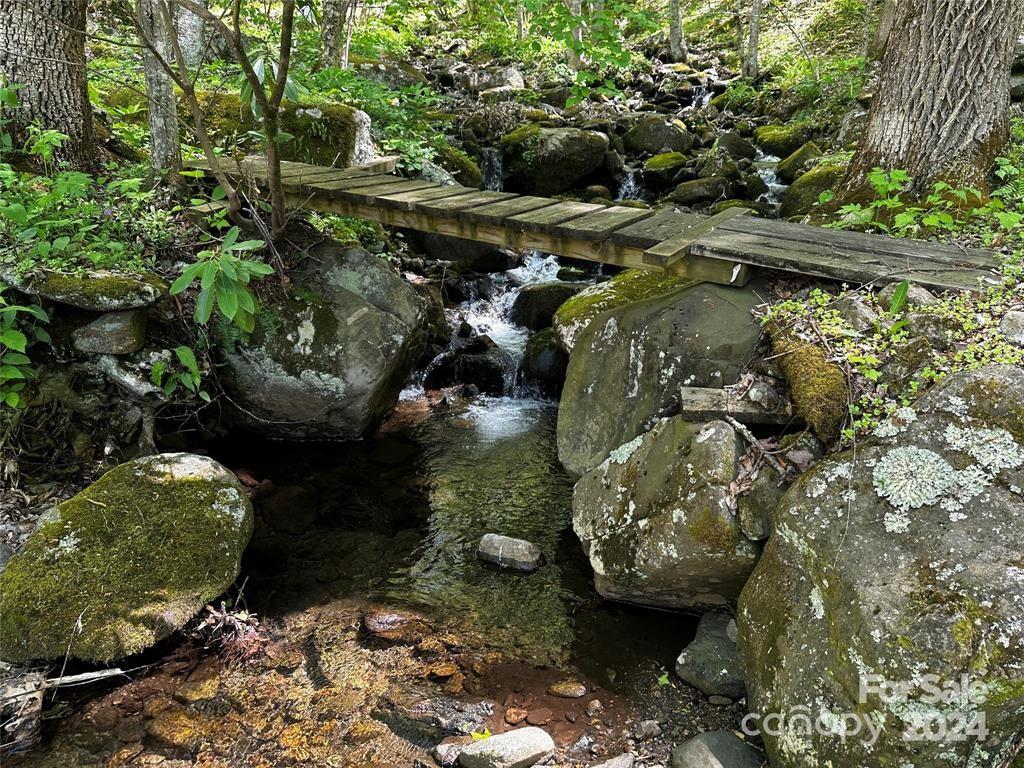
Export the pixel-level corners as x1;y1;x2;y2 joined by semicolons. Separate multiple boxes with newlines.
191;156;1002;292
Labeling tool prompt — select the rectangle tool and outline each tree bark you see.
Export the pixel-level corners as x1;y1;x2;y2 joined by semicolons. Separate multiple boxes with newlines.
742;0;761;79
320;0;349;69
867;0;899;60
565;0;584;70
0;0;94;170
843;0;1024;197
667;0;687;63
173;0;207;68
136;0;182;182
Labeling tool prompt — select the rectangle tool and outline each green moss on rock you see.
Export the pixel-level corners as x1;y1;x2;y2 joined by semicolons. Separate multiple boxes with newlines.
779;164;846;220
0;453;253;663
643;152;687;173
434;145;482;188
753;123;812;158
552;269;699;351
4;268;167;311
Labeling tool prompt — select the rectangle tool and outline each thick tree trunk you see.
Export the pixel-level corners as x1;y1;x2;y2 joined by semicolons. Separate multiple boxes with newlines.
667;0;687;63
0;0;94;170
173;0;207;67
137;0;182;180
742;0;761;79
320;0;349;69
843;0;1024;197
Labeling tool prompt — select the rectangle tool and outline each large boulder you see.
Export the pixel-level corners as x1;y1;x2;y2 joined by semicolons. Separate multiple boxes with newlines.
509;282;583;331
500;126;610;196
779;165;845;219
557;281;764;477
573;417;761;609
0;453;252;662
219;244;427;439
518;328;568;396
552;269;697;352
624;115;694;155
738;365;1024;768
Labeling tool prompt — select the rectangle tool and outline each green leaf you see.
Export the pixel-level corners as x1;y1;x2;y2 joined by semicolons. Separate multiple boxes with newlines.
174;345;200;376
0;364;25;381
221;226;240;251
216;280;239;320
0;329;27;352
194;287;215;324
171;262;206;294
234;283;255;314
199;261;218;290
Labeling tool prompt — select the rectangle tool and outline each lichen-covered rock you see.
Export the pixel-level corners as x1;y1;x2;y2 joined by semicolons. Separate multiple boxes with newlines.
72;310;147;355
557;282;764;477
551;269;698;352
573;418;761;609
623;115;694;155
0;453;252;663
737;365;1024;768
675;612;745;699
1;267;166;311
779;165;845;219
219;244;427;439
499;126;609;196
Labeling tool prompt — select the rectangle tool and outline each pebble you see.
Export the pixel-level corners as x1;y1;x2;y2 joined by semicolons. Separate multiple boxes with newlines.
457;726;555;768
504;707;528;725
547;679;587;698
708;695;734;706
633;719;662;739
525;707;553;725
591;755;636;768
671;731;762;768
585;699;604;716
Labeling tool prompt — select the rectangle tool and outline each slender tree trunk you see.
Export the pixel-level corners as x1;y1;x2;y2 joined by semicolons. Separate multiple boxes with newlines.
0;0;94;170
517;1;526;41
743;0;761;79
861;0;876;58
734;0;745;70
566;0;584;70
320;0;349;68
137;0;182;182
173;0;207;67
843;0;1024;197
667;0;687;63
342;0;357;68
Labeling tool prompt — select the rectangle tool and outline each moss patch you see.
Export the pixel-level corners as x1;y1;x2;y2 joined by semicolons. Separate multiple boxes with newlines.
0;454;253;663
434;144;482;188
17;269;166;311
643;152;687;173
753;123;812;158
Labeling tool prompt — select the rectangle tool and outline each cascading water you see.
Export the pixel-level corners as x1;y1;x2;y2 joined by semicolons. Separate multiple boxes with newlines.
616;167;647;201
753;151;787;209
481;147;504;191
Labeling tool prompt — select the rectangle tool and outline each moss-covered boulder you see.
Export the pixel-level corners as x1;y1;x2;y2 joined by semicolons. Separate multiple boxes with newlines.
556;281;765;477
573;417;761;609
0;267;166;311
672;177;729;206
219;243;427;439
188;92;374;168
752;123;811;158
0;453;252;663
642;151;688;184
510;282;584;331
779;164;846;219
551;269;696;351
434;145;483;188
775;141;822;184
623;115;694;155
738;365;1024;768
499;126;609;196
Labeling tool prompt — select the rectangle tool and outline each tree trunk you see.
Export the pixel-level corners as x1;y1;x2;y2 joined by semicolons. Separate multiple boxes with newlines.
517;1;526;41
566;0;584;70
137;0;182;182
0;0;94;170
742;0;761;79
843;0;1024;197
667;0;687;63
173;0;207;67
867;0;899;60
320;0;349;68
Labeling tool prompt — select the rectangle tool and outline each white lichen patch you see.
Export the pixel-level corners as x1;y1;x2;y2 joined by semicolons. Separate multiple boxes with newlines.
944;424;1024;473
873;446;955;522
810;586;825;619
873;407;918;438
608;434;645;465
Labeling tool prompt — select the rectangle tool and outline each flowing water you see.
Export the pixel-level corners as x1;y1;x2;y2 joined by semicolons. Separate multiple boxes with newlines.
481;147;504;192
754;152;786;210
616;168;648;202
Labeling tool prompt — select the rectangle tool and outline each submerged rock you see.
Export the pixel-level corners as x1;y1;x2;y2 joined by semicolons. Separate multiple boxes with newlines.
671;731;761;768
547;679;587;698
675;612;745;700
738;365;1024;768
458;727;555;768
477;533;544;572
518;329;568;396
573;418;761;610
0;453;252;663
219;243;427;439
557;282;763;477
424;334;514;395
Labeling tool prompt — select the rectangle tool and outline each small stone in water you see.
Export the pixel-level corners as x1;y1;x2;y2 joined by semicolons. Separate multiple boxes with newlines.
547;679;587;698
364;606;431;643
634;719;662;739
505;707;528;725
429;662;460;678
585;699;604;716
477;533;544;572
525;707;553;725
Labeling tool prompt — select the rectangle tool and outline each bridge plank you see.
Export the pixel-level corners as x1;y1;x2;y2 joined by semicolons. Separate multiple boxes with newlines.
690;229;998;291
461;196;557;225
336;179;438;203
555;206;654;240
374;185;475;210
303;174;411;193
416;190;517;216
644;207;752;267
611;211;703;249
505;201;607;231
720;216;997;270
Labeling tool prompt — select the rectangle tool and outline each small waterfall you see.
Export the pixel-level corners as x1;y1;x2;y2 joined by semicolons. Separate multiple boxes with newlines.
350;109;376;165
753;151;786;208
690;85;712;109
616;168;646;201
481;148;504;191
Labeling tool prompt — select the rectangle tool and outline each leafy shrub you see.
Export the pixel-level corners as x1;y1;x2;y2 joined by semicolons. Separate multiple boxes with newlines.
0;288;48;409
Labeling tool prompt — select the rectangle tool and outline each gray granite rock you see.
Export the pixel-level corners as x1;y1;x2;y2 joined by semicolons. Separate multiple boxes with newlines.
477;534;544;572
458;727;555;768
671;731;761;768
675;612;745;699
